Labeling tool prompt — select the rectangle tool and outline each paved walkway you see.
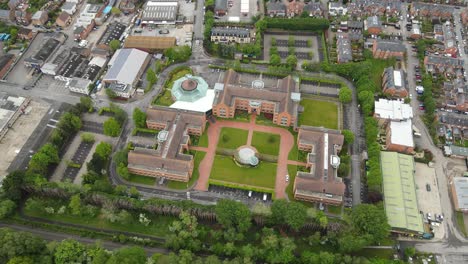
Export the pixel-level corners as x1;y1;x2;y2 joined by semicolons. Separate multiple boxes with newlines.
190;146;208;152
287;160;308;167
194;116;294;199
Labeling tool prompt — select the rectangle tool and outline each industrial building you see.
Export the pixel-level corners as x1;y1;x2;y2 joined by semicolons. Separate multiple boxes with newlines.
141;0;179;25
0;94;30;141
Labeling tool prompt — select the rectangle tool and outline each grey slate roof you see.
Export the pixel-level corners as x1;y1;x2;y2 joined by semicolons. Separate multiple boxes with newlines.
426;55;464;67
375;40;406;52
215;0;227;11
267;1;286;11
98;22;126;46
211;27;250;38
367;15;381;28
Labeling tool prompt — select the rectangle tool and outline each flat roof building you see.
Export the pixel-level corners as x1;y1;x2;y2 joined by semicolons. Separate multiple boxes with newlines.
0;93;30;141
386;120;414;154
127;107;206;182
24;37;61;68
381;152;424;235
103;48;151;98
141;0;178;25
451;177;468;212
293;126;345;205
123;36;176;52
374;99;413;121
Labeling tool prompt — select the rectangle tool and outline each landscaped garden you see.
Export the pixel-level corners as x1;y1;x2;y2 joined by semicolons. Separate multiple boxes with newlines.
217;127;249;149
153;66;193;106
251;131;280;156
299;99;338;129
210;155;277;190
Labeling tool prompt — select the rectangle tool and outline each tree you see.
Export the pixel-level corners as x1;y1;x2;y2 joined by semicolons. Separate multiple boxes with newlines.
270;54;281;65
82;171;101;185
0;228;47;263
28;143;60;174
103;117;121;137
95;142;112;159
129;186;140;198
0;200;16;219
166;211;201;251
109;39;120;52
271;37;277;46
53;239;86;264
117;163;130;180
79;96;93;112
2;171;25;201
404;247;416;259
339;86;353;103
300;11;309;18
68;194;82;216
7;256;34;264
164;45;192;63
271;200;307;231
9;28;17;43
285;55;298;69
146;68;157;85
288;36;295;47
342;130;355;145
260;229;296;264
107;247;146;264
106;88;118;99
80;132;95;143
111;7;121;16
133;108;147;128
351;204;390;243
215;199;251;233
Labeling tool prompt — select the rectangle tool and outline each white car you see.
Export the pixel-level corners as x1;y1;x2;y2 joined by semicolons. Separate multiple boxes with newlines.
286;174;289;182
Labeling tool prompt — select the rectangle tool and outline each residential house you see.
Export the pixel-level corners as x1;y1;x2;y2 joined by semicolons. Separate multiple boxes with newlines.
424;55;464;76
293;126;345;205
303;2;323;17
434;24;444;41
17;27;32;40
336;32;352;64
31;10;48;26
61;1;77;15
442;21;458;56
372;40;406;60
443;80;468;112
328;2;347;16
211;27;251;44
266;0;286;17
366;16;382;35
56;11;72;28
382;67;408;98
214;0;227;16
13;3;31;25
286;0;304;17
212;69;301;128
410;2;453;21
462;8;468;26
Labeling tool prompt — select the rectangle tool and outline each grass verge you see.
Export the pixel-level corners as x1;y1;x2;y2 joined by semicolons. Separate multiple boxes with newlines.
251;131;280;156
128;174;156;185
217;127;249;149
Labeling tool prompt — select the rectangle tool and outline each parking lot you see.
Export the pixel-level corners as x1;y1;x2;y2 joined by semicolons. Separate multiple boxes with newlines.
216;0;258;22
0;100;49;179
208;185;272;203
81;121;104;134
300;80;340;97
414;162;445;239
263;33;321;67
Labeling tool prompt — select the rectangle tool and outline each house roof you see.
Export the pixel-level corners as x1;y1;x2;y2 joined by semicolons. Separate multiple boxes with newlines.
374;40;406;53
0;54;14;69
215;0;227;10
267;1;286;11
381;152;424;234
425;55;464;67
366;15;381;28
124;36;176;50
295;126;345;198
383;66;405;91
57;11;71;22
104;48;150;85
374;99;413;121
18;27;31;35
389;120;414;148
32;10;45;20
211;27;250;38
213;69;299;117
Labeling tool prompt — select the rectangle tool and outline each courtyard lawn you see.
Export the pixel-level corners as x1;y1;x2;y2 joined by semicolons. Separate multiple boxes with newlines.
153;67;193;107
251;131;280;156
197;123;210;147
128;174;156;185
210;155;277;190
168;152;206;190
299;99;338;129
217;127;249;149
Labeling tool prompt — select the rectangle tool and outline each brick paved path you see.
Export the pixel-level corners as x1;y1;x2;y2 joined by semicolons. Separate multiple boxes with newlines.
194;115;294;199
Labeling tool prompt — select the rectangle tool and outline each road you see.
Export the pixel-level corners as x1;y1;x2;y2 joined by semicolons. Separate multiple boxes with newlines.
0;222;169;256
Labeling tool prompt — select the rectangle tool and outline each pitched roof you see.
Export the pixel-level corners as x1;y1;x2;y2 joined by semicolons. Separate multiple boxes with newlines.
295;126;345;197
375;40;406;52
211;27;250;38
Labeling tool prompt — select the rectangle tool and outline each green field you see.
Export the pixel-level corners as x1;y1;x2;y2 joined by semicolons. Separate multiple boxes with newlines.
168;152;206;190
251;131;280;156
210;155;277;189
128;174;156;185
217;127;248;149
299;99;338;129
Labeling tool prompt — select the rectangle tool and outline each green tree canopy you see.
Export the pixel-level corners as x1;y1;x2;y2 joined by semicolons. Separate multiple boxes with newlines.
103;117;121;137
95;141;112;159
0;228;47;263
339;86;353;103
342;130;355;145
270;54;281;65
111;7;121;15
164;45;192;63
271;199;307;231
109;39;120;52
285;55;298;69
215;199;252;233
146;68;157;85
53;239;86;264
0;200;16;219
107;247;147;264
350;204;390;243
133;108;147;128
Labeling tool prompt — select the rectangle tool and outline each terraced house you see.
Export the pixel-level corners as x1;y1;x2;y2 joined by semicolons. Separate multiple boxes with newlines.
210;27;251;44
212;69;301;127
127;107;207;182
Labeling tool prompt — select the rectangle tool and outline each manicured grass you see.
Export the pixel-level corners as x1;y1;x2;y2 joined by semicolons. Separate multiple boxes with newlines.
210;155;277;189
168;152;206;190
286;165;298;200
128;174;156;185
251;131;280;156
153;89;173;106
299;99;338;129
456;211;468;237
197;123;210;147
24;200;175;237
217;127;248;149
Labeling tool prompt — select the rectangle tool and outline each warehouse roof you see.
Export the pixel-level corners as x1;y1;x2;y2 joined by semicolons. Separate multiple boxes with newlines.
381;152;424;234
104;48;150;85
142;0;178;22
124;36;176;50
389;120;414;148
452;177;468;211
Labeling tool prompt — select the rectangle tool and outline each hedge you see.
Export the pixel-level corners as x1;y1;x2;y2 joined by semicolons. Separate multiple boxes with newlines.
208;180;274;197
264;17;330;31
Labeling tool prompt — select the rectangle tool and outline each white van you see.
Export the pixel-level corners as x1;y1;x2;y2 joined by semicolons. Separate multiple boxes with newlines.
262;194;267;201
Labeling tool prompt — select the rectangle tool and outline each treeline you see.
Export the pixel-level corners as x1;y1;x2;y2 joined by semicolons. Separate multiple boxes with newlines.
264;17;330;31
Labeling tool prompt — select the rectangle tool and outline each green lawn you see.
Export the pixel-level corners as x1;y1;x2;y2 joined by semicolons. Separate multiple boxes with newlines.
210;155;277;189
251;131;280;156
286;165;298;200
456;211;467;237
153;89;173;106
24;200;175;237
368;58;395;88
168;152;206;190
327;205;342;215
197;124;210;147
299;99;338;129
128;174;156;185
217;127;248;149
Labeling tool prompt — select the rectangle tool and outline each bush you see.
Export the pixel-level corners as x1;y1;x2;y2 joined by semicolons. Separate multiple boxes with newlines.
80;133;95;143
264;17;329;31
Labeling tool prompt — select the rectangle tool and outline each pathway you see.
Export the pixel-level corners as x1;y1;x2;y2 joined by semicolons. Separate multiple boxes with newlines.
190;146;208;152
194;116;294;199
287;160;308;167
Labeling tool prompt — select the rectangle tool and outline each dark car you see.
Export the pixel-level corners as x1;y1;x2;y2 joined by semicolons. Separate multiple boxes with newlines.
426;184;431;191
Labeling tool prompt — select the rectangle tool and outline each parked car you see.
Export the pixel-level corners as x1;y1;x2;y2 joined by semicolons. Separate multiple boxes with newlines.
426;184;431;191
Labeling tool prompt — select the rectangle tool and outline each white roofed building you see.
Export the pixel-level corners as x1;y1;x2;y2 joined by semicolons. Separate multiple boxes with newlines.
374;99;413;122
386;120;414;154
141;0;179;25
